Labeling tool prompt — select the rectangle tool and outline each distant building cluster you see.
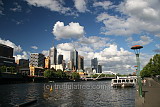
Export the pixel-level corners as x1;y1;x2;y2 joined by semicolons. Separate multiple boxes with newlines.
0;43;103;78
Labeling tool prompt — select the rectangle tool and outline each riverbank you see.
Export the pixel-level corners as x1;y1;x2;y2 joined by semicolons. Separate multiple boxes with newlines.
0;73;78;84
0;73;115;84
135;78;160;107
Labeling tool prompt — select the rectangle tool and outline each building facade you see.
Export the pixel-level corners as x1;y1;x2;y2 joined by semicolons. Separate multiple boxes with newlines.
49;47;57;68
58;54;63;64
16;59;29;68
78;55;84;70
97;65;102;73
45;56;50;69
67;60;73;70
91;58;98;72
30;53;45;67
70;50;78;70
0;44;16;67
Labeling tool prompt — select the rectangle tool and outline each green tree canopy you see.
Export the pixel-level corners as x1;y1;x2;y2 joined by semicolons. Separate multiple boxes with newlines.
44;69;56;78
56;69;67;79
71;72;80;80
140;54;160;77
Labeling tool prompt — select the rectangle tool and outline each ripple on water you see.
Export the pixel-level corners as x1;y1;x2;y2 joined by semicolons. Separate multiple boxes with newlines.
0;81;135;107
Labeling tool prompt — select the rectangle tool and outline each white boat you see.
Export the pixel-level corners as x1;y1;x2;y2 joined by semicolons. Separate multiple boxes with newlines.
111;76;137;87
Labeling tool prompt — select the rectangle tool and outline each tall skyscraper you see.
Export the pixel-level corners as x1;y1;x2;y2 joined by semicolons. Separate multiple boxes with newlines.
0;44;16;67
70;50;78;70
49;46;57;67
98;65;102;73
91;58;98;72
30;53;45;67
58;54;63;64
78;55;84;70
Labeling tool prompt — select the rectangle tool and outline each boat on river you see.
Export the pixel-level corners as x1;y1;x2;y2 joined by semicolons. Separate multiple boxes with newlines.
111;76;137;87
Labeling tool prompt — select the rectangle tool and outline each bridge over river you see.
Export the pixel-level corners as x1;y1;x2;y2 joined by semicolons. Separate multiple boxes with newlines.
82;77;116;81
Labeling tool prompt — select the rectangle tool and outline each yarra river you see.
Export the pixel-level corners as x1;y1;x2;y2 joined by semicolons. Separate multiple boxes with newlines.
0;81;135;107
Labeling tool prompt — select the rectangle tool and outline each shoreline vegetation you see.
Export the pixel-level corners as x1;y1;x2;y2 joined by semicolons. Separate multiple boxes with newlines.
0;67;122;84
140;54;160;78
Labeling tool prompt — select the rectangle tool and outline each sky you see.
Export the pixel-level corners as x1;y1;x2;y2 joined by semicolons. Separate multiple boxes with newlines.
0;0;160;74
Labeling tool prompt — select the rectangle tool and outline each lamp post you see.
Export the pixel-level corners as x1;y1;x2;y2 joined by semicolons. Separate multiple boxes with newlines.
131;45;143;97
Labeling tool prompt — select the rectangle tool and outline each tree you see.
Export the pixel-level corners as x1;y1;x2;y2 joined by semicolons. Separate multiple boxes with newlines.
0;66;6;73
140;54;160;77
44;69;56;78
71;72;80;80
56;69;67;79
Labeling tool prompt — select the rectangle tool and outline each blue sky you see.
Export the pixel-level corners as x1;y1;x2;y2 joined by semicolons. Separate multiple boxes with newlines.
0;0;160;74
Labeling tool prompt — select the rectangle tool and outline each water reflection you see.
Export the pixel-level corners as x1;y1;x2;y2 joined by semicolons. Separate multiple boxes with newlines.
0;81;135;107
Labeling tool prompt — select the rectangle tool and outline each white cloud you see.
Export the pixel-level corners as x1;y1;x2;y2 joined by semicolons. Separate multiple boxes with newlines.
101;44;132;57
126;35;153;46
73;0;87;13
31;46;38;50
0;38;22;53
42;50;49;57
53;21;85;40
25;0;70;14
14;51;29;61
57;43;74;51
155;44;160;48
93;1;112;10
78;36;110;50
96;0;160;37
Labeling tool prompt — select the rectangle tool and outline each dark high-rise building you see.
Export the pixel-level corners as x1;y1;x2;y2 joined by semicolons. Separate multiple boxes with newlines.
0;44;16;67
98;65;102;73
78;55;84;70
30;53;45;67
16;59;29;68
49;47;57;67
91;58;98;72
0;44;13;58
58;54;63;64
70;50;78;70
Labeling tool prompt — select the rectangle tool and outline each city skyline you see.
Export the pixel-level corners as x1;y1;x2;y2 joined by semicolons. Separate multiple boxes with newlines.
1;0;160;74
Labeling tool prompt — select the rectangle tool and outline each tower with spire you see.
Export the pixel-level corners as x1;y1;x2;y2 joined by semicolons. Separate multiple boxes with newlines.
49;39;57;68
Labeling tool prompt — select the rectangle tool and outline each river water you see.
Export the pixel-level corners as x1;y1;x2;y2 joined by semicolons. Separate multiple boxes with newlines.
0;81;135;107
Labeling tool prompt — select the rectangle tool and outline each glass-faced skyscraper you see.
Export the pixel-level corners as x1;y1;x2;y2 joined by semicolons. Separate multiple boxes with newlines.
70;50;78;70
91;58;98;72
58;54;63;64
49;47;57;67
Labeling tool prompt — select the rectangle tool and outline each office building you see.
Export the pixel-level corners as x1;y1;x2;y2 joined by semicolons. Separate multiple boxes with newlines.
0;44;16;67
67;60;73;70
58;54;63;64
30;53;45;67
97;65;102;73
91;58;98;72
49;47;57;68
78;55;84;70
45;56;50;69
70;50;78;70
16;59;29;68
30;66;44;76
